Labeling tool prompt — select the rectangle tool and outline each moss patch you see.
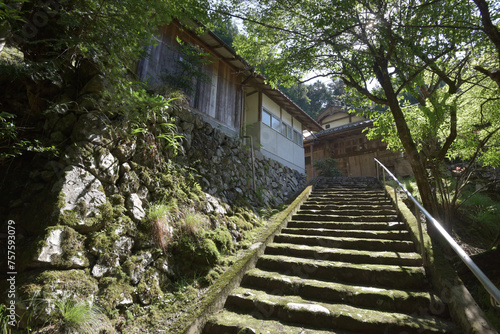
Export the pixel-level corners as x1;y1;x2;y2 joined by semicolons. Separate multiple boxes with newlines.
98;277;135;313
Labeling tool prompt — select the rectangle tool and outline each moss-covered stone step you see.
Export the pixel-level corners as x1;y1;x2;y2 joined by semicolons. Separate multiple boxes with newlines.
256;254;427;290
203;310;355;334
309;188;386;194
265;242;422;266
240;269;447;315
287;220;407;231
307;194;389;202
309;193;386;199
273;233;415;252
311;188;383;194
296;208;397;216
281;227;410;240
300;203;396;211
223;288;456;334
291;213;399;222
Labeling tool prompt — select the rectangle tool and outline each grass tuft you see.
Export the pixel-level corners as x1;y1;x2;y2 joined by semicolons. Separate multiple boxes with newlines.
148;203;174;251
51;299;109;334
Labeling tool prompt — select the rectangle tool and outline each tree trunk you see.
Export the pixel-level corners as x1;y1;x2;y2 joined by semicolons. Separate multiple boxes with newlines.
375;61;440;227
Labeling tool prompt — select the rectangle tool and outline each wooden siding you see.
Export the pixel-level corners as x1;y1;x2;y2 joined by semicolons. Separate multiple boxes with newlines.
305;126;412;179
139;23;241;131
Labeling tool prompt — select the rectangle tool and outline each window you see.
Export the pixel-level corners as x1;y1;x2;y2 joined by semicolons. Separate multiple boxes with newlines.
262;110;271;127
261;108;302;146
293;130;303;146
271;115;281;131
282;122;293;140
262;108;281;132
293;130;300;145
325;124;330;129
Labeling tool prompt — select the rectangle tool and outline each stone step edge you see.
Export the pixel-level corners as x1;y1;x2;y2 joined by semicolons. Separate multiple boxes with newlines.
225;289;456;333
257;254;427;290
169;185;314;334
265;242;423;266
241;269;445;315
287;220;407;230
275;233;415;247
281;227;410;239
204;309;353;334
258;253;425;276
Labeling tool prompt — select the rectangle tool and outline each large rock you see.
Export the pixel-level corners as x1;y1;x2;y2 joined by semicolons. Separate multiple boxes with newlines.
35;226;89;268
53;165;107;232
126;193;145;221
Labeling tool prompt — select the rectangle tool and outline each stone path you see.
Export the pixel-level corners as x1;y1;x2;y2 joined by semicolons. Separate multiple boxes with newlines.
203;177;457;333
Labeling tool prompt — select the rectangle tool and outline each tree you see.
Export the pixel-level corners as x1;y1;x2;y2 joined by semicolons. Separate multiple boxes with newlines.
0;0;220;163
472;0;500;89
307;81;335;118
278;83;311;113
212;19;240;48
229;0;495;221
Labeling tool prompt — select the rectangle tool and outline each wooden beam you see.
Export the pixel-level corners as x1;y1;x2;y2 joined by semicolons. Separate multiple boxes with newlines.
258;91;263;122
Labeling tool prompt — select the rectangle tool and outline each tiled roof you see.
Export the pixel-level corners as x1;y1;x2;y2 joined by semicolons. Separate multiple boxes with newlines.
305;119;374;141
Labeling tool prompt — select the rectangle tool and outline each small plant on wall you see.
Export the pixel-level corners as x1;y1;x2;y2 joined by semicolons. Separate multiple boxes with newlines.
314;158;342;177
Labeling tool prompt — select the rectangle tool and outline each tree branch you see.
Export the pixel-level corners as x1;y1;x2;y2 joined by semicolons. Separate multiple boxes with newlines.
210;9;306;36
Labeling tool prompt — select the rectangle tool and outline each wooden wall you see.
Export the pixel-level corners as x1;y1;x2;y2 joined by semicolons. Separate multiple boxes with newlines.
138;23;242;132
305;126;413;179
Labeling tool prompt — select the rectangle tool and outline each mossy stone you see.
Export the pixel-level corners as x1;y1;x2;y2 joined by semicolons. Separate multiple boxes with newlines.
98;277;135;312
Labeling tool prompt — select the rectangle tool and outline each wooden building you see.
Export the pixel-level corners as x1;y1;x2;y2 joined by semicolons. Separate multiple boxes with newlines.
304;105;412;179
137;20;322;173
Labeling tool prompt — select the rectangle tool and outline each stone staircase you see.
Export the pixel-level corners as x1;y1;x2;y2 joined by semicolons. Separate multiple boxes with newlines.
203;177;458;334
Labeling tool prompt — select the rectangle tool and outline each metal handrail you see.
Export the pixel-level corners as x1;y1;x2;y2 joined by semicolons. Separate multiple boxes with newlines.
374;158;500;308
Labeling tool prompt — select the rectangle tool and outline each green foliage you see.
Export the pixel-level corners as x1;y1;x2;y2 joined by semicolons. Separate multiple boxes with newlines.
51;299;108;334
125;93;184;159
0;111;58;162
458;190;500;243
212;19;240;48
179;212;209;237
0;304;13;334
313;158;342;177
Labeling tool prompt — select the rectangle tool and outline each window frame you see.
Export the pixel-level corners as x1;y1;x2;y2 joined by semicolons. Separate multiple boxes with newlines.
261;108;303;147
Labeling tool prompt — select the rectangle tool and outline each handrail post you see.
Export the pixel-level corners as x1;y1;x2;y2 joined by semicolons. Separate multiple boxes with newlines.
382;167;386;189
393;173;398;216
415;207;427;267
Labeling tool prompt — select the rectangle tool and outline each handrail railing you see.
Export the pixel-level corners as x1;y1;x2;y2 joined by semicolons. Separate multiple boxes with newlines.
374;158;500;309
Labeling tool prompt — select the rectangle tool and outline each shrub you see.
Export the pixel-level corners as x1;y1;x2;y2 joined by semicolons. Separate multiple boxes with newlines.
313;158;342;177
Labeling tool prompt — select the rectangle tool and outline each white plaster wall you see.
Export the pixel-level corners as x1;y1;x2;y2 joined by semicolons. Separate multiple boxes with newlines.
281;110;292;124
260;125;305;173
262;95;280;117
245;92;259;125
